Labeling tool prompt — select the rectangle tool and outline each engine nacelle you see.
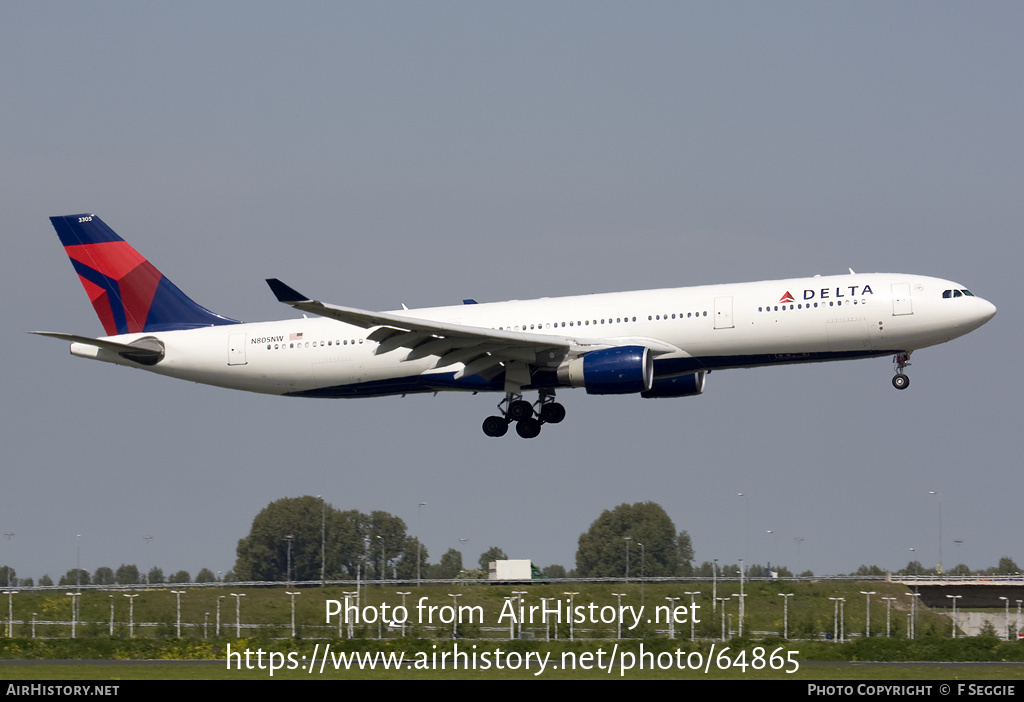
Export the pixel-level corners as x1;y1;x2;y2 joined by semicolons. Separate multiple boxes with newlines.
557;346;653;395
640;370;707;398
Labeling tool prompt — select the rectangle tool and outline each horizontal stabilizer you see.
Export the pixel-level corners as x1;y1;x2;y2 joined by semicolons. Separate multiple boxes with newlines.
30;331;165;365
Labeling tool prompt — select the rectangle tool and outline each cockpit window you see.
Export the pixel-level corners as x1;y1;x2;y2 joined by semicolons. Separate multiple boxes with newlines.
943;288;976;299
961;289;975;296
942;290;952;298
953;289;962;297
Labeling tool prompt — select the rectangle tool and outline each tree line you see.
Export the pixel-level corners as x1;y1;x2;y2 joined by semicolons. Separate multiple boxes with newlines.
231;497;695;581
4;497;1019;585
0;564;219;588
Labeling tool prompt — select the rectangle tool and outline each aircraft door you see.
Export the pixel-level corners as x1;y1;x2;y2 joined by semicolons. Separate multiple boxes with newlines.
228;333;247;365
891;283;913;316
714;296;734;329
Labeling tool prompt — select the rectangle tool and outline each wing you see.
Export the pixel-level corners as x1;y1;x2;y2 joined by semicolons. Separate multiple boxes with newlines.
265;279;684;386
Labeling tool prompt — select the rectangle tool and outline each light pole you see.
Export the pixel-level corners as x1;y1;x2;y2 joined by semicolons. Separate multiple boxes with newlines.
999;596;1009;641
3;590;16;637
882;597;896;637
216;595;225;636
512;591;527;639
929;491;943;575
3;533;13;588
663;596;678;639
840;598;846;642
712;558;718;611
284;535;295;585
318;495;326;586
66;592;80;638
737;492;748;568
286;591;300;637
638;542;645;606
171;590;185;637
417;501;426;585
946;594;962;638
357;544;365;609
458;538;469;584
448;593;462;638
906;592;921;639
564;592;579;641
738;560;745;636
684;591;699;641
503;596;516;639
735;592;747;638
123;593;138;638
623;536;631;583
612;593;627;638
860;591;875;638
204;612;209;639
778;593;794;640
143;535;152;586
540;598;555;640
231;593;246;637
75;534;82;593
717;597;729;641
1017;600;1022;641
109;594;114;636
397;592;410;636
342;591;358;638
829;597;842;643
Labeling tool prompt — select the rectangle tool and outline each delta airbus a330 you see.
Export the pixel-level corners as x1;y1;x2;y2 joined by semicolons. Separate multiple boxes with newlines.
35;214;996;438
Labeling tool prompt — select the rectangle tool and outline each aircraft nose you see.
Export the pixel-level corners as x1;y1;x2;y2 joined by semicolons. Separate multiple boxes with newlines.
970;296;995;329
977;297;997;324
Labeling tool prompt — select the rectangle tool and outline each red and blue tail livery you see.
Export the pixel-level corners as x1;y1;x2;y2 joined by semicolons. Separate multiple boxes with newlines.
49;214;239;334
35;213;995;438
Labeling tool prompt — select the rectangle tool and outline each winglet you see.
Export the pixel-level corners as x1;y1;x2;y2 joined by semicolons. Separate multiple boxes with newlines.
266;279;309;303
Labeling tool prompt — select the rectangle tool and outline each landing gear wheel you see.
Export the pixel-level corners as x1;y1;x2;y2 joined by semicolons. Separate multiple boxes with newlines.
540;402;566;424
891;352;912;390
515;417;542;439
507;399;533;421
482;416;509;437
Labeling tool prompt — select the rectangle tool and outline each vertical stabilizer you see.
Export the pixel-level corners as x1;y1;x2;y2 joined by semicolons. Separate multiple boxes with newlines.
49;214;240;335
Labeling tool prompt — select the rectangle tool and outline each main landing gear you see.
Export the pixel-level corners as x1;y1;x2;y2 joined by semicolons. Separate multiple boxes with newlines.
482;389;565;439
892;352;911;390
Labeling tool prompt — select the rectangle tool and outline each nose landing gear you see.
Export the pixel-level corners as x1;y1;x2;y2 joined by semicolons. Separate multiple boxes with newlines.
892;352;911;390
482;389;565;438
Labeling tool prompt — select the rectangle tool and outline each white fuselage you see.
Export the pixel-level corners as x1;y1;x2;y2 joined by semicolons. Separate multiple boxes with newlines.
69;272;995;398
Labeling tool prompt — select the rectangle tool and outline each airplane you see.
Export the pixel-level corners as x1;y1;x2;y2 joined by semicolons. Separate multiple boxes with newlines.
34;214;996;438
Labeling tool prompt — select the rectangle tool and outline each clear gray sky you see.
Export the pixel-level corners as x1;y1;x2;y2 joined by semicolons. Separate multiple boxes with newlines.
2;1;1020;582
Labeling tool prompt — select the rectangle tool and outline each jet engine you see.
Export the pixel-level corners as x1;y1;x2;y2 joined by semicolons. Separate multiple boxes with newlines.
640;370;706;398
557;346;653;394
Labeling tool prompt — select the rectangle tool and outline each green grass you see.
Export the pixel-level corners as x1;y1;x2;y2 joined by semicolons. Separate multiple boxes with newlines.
2;580;959;642
4;580;1023;682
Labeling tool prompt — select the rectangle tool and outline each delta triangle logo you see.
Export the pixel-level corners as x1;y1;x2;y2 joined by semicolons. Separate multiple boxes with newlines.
779;291;795;303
